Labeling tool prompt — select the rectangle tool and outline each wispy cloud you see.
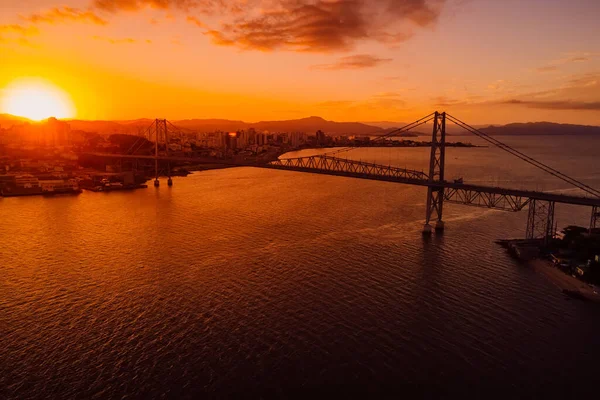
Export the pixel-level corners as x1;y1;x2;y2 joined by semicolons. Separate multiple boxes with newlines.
0;23;39;47
501;99;600;111
186;16;204;28
203;30;235;47
569;56;589;63
0;24;39;36
535;52;598;73
312;54;392;70
0;35;35;47
536;66;558;73
432;96;465;107
318;92;408;113
446;72;600;112
92;35;144;44
22;6;108;26
94;0;205;13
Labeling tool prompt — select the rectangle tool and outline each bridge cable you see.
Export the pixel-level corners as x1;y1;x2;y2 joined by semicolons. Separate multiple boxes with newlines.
319;112;436;157
446;114;600;198
126;120;156;155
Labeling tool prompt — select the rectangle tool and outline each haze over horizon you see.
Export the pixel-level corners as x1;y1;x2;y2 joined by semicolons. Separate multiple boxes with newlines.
1;0;600;125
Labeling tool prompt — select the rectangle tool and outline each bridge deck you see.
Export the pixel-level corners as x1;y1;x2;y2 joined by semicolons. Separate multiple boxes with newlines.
84;152;600;208
264;163;600;207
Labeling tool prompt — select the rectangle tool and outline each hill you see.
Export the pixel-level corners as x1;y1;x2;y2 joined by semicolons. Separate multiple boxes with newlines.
479;122;600;136
174;119;248;133
248;116;381;135
0;113;32;127
63;116;385;135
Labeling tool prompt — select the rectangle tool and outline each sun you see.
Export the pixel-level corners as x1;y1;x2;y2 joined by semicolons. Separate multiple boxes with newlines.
1;78;75;121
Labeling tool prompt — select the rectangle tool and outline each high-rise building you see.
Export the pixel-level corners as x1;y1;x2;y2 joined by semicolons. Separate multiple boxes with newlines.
290;132;305;148
316;130;327;146
43;118;71;146
237;130;248;149
256;133;266;146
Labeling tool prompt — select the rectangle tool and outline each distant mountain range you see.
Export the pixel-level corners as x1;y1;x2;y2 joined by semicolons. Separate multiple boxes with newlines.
1;114;599;137
478;122;600;136
169;116;383;136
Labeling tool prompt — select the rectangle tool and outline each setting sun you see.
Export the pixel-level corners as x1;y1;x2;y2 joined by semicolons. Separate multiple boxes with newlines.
1;78;75;121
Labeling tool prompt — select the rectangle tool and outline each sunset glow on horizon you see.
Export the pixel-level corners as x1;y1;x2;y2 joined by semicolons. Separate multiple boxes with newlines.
1;78;75;120
1;0;599;124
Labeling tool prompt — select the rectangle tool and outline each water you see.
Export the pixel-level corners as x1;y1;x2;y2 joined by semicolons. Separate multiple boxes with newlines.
2;136;600;397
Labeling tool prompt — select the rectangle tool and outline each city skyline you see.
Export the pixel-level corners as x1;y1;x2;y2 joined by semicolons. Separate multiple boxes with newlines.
0;0;599;125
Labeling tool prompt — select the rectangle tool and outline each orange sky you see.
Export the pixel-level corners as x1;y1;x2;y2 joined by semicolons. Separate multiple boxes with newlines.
1;0;599;124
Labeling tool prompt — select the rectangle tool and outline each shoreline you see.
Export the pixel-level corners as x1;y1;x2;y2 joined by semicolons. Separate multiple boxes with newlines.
529;259;600;303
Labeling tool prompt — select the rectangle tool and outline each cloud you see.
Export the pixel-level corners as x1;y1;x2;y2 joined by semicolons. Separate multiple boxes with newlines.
0;36;35;46
203;30;235;46
94;0;230;13
0;24;39;36
92;35;139;44
501;99;600;111
208;0;445;52
317;100;356;108
536;66;558;73
569;56;589;63
450;73;600;112
22;6;108;25
364;92;407;109
186;16;205;28
534;52;598;73
432;96;465;107
312;54;392;70
487;80;508;91
92;0;446;52
317;91;409;113
0;24;39;47
567;73;598;88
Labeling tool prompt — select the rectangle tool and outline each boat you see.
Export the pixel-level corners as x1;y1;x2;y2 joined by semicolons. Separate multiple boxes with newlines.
0;175;43;197
40;179;82;196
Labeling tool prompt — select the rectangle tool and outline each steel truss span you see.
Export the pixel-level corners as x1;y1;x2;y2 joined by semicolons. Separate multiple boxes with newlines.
443;187;530;211
268;155;428;181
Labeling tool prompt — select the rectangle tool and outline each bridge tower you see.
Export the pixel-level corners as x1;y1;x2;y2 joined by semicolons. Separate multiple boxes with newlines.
149;119;170;187
591;206;599;232
526;199;555;244
423;111;446;235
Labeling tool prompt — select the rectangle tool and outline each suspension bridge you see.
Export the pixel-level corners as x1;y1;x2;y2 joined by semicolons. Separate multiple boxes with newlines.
84;112;600;239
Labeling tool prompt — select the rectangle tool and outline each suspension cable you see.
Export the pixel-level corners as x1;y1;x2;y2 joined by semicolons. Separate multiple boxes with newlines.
446;114;600;198
320;112;436;157
126;121;155;155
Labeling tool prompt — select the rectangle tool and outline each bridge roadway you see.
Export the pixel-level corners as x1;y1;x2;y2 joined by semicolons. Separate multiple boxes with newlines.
264;164;600;210
84;152;600;210
83;152;253;166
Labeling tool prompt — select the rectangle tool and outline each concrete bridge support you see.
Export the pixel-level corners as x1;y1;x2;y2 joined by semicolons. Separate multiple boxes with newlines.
423;112;446;234
526;199;555;244
591;206;599;232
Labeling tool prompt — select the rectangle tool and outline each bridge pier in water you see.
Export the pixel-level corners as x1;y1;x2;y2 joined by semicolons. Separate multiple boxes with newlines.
526;199;556;244
423;112;447;235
